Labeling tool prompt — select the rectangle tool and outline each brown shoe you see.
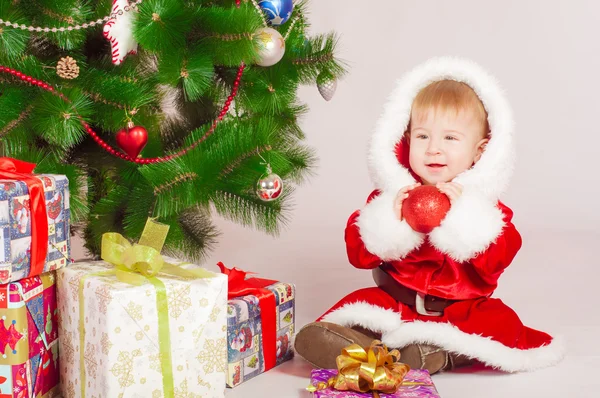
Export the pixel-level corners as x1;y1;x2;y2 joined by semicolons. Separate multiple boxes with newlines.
399;344;474;375
294;322;377;369
447;351;474;371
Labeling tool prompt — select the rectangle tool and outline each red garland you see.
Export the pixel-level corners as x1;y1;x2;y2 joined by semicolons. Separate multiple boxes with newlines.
0;63;245;164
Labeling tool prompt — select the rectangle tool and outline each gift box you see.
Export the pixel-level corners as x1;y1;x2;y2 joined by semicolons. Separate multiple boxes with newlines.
219;264;295;388
57;259;228;398
0;161;71;284
309;369;441;398
0;273;60;398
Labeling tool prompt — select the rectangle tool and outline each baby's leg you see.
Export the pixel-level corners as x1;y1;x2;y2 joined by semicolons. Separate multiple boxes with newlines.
295;288;392;368
294;321;377;369
295;321;470;374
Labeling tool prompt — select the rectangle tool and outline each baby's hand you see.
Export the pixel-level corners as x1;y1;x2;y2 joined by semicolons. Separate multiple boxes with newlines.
436;182;463;204
394;183;421;220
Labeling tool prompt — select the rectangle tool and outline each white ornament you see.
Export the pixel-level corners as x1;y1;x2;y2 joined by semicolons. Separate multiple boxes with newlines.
103;0;138;65
255;27;286;67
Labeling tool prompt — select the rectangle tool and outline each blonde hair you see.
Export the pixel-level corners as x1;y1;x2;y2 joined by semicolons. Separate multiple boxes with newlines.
408;80;489;138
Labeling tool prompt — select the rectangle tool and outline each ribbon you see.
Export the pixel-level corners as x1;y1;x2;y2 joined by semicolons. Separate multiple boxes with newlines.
79;218;214;398
217;262;278;371
0;157;48;278
307;341;417;398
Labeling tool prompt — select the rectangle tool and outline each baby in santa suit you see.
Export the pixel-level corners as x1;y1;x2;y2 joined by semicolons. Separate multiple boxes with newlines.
294;57;564;374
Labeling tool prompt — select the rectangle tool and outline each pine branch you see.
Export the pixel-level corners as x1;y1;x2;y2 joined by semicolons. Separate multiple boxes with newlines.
0;86;33;134
30;88;93;149
236;65;300;115
0;104;33;137
164;208;220;262
290;33;348;84
135;0;193;55
219;145;271;177
193;3;263;66
21;0;94;50
211;186;293;235
0;1;30;62
156;44;214;101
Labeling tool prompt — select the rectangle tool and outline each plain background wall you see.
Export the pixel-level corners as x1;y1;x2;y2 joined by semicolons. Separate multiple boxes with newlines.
72;0;599;323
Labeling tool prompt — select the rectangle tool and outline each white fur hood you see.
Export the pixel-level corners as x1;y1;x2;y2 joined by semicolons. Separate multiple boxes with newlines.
368;56;515;199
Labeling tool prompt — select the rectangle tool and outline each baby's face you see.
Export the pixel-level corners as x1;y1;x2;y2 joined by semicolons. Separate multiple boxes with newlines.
408;107;488;185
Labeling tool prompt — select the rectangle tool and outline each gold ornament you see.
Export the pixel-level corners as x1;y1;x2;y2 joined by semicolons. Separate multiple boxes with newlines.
56;56;80;79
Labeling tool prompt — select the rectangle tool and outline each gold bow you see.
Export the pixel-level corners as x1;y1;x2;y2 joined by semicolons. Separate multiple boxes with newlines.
307;340;412;397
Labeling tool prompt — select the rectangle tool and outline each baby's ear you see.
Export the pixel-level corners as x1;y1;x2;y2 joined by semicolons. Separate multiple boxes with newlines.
474;138;489;163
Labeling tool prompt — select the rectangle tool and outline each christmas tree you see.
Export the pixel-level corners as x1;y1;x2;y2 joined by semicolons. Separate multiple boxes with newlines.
0;0;345;260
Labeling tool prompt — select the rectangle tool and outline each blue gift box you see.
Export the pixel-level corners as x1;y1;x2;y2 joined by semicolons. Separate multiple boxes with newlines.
226;281;295;387
0;174;70;284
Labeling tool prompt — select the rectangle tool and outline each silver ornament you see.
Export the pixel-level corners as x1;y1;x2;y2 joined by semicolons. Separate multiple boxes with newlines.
317;72;337;101
255;27;286;67
256;171;283;201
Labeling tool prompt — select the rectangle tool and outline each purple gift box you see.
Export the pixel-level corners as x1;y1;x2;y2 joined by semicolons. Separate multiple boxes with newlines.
309;369;441;397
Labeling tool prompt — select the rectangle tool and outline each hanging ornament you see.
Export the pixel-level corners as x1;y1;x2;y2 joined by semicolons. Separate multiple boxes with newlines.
56;56;80;80
116;121;148;159
256;165;283;201
258;0;294;26
317;71;337;101
103;0;138;65
255;27;286;67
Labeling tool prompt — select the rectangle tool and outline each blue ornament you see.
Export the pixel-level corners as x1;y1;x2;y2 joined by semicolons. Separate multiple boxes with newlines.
258;0;294;26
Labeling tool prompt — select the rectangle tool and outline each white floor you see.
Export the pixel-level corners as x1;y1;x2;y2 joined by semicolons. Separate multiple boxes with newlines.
215;229;600;398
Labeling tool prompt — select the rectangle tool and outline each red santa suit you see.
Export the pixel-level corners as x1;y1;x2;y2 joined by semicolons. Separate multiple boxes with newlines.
318;57;564;372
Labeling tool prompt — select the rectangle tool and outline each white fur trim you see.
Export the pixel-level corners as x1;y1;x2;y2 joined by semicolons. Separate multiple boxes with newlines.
356;192;424;260
385;321;565;373
428;190;505;262
369;57;515;198
322;301;404;334
322;303;565;372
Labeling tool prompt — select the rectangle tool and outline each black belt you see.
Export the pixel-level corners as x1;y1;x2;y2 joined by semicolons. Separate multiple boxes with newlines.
372;264;457;315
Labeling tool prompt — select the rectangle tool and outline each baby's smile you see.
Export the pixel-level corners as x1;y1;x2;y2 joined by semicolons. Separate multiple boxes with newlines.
426;163;446;169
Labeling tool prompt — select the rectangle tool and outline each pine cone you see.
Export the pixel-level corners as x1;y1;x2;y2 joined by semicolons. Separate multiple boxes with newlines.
56;56;80;80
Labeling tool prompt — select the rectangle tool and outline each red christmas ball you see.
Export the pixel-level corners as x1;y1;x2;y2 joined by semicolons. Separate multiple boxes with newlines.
401;185;451;234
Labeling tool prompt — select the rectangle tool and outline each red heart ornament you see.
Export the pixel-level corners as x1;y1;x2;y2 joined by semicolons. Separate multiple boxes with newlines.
116;123;148;159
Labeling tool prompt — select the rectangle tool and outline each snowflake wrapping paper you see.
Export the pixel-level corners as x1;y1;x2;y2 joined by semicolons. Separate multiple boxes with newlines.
0;273;60;398
56;260;228;398
0;174;71;284
226;281;295;387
